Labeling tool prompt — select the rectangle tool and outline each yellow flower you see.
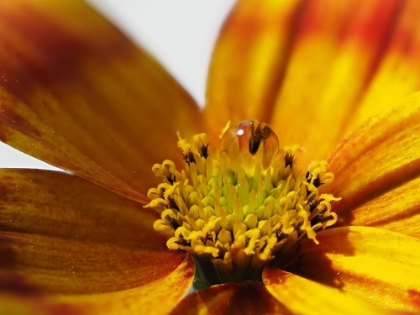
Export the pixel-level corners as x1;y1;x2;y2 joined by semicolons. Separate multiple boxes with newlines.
0;0;420;314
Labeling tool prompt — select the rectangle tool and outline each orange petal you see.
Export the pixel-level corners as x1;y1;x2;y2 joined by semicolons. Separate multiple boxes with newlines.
205;0;420;162
327;92;420;234
169;282;290;315
263;266;389;315
289;227;420;312
0;169;191;296
0;0;202;203
0;257;194;315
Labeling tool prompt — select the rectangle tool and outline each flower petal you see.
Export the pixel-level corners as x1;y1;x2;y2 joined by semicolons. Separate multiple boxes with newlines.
204;0;303;142
0;0;202;202
206;0;420;161
346;176;420;238
0;257;194;315
287;227;420;312
327;92;420;237
263;266;389;315
0;169;191;295
169;282;290;315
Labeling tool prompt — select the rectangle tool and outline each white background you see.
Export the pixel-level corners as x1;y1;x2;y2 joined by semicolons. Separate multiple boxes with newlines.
0;0;236;170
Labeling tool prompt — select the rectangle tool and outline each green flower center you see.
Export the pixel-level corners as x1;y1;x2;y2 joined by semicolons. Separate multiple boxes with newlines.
146;120;339;285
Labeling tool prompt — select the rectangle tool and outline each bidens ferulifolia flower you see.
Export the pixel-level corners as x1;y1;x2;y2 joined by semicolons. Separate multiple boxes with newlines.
147;120;340;285
0;0;420;315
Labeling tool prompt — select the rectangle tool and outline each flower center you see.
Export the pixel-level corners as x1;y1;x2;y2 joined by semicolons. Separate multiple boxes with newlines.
146;120;339;286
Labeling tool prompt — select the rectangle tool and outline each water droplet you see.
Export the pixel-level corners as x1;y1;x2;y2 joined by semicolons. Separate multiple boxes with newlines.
220;120;279;168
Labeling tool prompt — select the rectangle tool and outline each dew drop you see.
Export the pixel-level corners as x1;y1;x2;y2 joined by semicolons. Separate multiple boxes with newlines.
220;120;279;168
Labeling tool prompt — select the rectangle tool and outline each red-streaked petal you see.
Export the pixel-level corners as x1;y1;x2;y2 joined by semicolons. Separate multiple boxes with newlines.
0;0;202;203
327;92;420;236
289;227;420;312
204;0;303;143
344;0;420;137
263;266;389;315
0;169;190;295
0;257;194;315
169;282;290;315
205;0;420;162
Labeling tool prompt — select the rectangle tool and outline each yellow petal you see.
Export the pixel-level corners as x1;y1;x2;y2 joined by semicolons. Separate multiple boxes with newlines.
0;257;194;315
169;282;290;315
0;0;201;202
206;0;420;162
344;176;420;238
327;92;420;233
263;266;390;315
0;169;191;296
290;227;420;312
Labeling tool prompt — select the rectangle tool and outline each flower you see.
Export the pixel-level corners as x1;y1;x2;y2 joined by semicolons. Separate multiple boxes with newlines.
1;0;420;314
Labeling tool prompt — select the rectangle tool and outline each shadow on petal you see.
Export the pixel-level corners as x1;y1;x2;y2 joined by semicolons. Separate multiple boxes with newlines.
272;226;355;291
170;281;290;315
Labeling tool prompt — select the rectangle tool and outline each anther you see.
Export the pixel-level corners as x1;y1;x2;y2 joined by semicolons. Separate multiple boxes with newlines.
200;143;209;158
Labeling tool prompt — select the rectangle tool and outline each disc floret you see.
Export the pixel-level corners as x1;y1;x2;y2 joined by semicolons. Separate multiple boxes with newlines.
146;120;339;284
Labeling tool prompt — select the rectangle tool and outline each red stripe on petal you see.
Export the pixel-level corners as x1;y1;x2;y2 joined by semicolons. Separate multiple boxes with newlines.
408;289;420;309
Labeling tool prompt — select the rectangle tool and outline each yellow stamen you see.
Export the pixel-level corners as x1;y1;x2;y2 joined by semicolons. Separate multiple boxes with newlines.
146;120;340;284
